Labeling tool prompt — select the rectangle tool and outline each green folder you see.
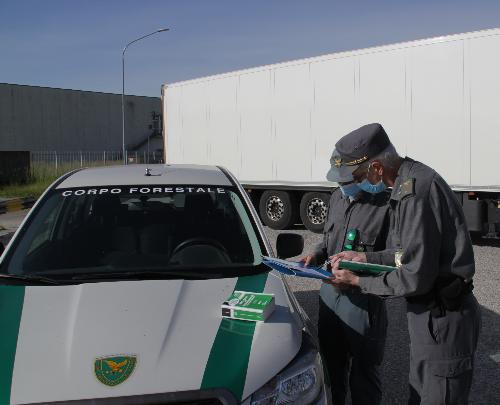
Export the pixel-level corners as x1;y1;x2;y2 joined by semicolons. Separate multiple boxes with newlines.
339;260;397;275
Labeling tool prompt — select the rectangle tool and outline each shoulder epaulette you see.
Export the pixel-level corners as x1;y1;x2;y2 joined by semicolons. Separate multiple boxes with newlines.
393;178;415;200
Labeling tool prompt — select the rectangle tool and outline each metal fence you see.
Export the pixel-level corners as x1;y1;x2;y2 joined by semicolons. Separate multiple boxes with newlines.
31;150;163;167
30;151;164;179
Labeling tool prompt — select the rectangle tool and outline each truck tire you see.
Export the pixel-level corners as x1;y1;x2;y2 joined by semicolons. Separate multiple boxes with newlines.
259;190;298;230
300;192;330;233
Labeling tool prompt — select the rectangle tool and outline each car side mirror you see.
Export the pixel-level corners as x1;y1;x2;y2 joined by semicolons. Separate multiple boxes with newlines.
276;233;304;259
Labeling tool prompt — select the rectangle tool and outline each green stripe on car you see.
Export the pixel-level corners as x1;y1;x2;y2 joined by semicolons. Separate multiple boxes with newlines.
201;273;269;400
0;286;26;405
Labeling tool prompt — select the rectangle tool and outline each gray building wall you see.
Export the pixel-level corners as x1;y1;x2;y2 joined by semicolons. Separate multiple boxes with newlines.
0;83;161;151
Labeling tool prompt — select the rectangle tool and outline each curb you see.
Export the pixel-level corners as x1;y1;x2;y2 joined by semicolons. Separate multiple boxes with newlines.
0;197;36;215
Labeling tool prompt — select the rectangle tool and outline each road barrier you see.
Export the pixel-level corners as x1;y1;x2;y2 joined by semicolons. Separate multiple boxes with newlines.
0;198;36;215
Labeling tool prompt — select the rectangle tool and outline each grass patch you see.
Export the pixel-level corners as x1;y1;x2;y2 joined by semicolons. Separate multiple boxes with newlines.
0;160;122;199
0;177;58;198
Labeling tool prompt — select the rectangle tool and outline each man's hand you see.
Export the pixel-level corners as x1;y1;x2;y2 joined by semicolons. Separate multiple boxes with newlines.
321;250;366;288
329;251;367;271
298;255;317;267
324;269;360;288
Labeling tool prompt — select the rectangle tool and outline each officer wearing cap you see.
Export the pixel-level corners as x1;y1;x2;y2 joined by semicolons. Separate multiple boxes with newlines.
327;123;481;405
300;144;391;405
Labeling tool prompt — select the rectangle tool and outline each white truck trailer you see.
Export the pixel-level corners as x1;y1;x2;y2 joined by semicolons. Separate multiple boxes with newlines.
162;27;500;235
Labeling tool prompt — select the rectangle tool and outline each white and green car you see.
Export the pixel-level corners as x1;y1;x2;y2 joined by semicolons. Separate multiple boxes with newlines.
0;164;330;405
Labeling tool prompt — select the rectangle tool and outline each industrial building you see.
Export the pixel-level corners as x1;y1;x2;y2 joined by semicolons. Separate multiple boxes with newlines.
0;83;162;153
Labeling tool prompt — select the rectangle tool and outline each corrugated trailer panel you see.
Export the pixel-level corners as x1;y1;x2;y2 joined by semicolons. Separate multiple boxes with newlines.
239;71;274;182
310;57;358;184
272;64;313;182
357;48;409;157
470;34;500;187
179;82;210;165
408;40;469;186
164;27;500;190
207;76;240;177
164;85;183;163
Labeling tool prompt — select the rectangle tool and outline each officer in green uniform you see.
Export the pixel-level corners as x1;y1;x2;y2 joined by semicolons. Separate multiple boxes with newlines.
301;154;391;405
328;123;481;405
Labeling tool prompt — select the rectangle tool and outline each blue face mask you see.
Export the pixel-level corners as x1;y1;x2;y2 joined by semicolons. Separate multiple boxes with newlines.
340;182;362;198
358;179;387;194
357;164;387;194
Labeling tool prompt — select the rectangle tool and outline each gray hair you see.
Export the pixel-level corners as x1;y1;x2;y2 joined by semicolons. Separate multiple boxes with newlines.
367;143;400;170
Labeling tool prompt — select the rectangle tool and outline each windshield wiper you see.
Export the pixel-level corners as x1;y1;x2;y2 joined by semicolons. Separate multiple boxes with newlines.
0;273;60;285
71;270;222;281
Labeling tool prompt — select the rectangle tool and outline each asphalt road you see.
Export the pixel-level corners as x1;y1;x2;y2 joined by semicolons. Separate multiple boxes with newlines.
264;226;500;405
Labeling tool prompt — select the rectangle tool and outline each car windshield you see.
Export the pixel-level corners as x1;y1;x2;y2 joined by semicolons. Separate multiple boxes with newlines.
3;185;267;280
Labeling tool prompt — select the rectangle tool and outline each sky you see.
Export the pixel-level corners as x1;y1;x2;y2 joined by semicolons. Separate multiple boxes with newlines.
1;0;500;97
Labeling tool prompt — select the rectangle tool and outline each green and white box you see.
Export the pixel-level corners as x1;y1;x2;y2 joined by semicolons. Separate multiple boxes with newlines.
221;291;275;322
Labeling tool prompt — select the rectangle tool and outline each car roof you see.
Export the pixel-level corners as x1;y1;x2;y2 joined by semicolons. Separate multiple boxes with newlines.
56;164;233;189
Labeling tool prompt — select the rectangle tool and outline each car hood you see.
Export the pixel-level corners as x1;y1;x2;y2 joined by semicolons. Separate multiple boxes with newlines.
2;273;302;404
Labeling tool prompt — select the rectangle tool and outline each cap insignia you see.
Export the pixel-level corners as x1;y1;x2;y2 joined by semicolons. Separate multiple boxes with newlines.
345;156;368;166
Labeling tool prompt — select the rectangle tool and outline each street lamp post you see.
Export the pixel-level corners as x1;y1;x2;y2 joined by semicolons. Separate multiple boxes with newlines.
122;28;169;164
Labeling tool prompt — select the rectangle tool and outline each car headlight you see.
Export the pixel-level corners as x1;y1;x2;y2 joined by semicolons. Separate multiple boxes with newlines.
250;339;325;405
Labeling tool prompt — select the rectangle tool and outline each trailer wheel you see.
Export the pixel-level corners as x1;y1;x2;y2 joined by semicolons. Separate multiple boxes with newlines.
300;192;330;233
259;190;298;230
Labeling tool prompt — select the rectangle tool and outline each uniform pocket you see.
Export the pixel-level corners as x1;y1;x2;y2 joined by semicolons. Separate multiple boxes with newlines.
358;230;377;252
364;296;388;366
429;357;472;377
423;357;473;405
323;215;337;251
323;215;336;233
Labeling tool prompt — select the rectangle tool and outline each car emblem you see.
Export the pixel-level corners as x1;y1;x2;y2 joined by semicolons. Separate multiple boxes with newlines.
333;157;342;167
94;355;137;387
